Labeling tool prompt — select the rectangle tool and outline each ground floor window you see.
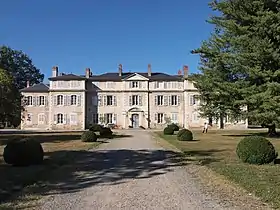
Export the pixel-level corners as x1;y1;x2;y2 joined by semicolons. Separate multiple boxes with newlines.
171;113;178;123
156;113;164;124
38;114;45;124
70;113;77;125
57;113;63;124
26;113;32;124
105;113;113;124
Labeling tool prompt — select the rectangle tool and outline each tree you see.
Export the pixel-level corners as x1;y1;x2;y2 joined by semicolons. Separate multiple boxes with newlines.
0;46;44;127
193;0;280;136
0;69;21;127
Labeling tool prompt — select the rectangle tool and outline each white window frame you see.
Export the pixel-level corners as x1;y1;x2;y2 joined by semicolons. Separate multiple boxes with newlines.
57;113;64;124
26;96;33;106
157;113;164;124
38;113;45;124
70;95;77;105
38;96;45;106
131;81;139;88
171;95;178;106
70;113;78;125
192;112;199;122
171;113;178;123
157;95;163;106
105;113;113;124
132;95;139;105
57;95;63;106
106;95;113;106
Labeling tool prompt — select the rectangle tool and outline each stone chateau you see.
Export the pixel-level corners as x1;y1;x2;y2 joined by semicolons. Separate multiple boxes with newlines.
20;64;209;130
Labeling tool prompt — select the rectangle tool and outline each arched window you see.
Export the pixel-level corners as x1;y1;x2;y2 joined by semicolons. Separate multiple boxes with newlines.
57;95;63;105
70;95;77;105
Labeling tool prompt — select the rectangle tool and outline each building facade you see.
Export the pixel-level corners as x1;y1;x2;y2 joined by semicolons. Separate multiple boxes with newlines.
20;65;213;130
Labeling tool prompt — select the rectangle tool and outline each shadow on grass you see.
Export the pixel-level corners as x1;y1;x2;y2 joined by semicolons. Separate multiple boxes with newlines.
274;159;280;165
0;148;187;205
0;133;133;146
223;132;280;139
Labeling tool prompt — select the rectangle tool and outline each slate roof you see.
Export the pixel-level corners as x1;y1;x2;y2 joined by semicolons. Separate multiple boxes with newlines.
20;83;49;92
48;74;85;81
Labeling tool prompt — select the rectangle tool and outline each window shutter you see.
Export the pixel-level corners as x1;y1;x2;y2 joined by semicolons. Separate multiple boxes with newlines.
168;96;171;106
164;96;168;106
189;95;194;106
44;96;47;106
98;95;102;106
32;96;36;106
63;95;67;106
177;95;180;105
103;95;107;106
53;95;57;106
77;95;81;106
67;95;71;106
139;96;142;106
164;113;167;122
129;96;132;106
36;96;40;106
154;96;157;105
54;114;57;124
113;114;117;123
63;114;67;124
113;96;117;106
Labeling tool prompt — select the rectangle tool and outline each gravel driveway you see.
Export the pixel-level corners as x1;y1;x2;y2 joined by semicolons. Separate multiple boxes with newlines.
40;130;267;210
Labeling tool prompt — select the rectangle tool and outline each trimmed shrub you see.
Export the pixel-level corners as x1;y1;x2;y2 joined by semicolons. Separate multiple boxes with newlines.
89;124;102;132
236;136;278;165
3;137;44;166
169;123;179;131
81;131;97;142
164;126;174;135
100;127;113;138
177;129;188;139
178;129;193;141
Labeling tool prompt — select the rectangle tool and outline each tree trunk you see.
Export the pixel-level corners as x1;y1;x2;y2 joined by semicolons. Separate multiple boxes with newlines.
267;124;277;137
219;116;224;129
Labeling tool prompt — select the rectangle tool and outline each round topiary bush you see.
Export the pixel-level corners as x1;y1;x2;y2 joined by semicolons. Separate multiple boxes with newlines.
177;129;188;139
178;129;193;141
236;136;278;165
164;126;174;135
99;127;113;138
89;124;102;132
3;137;44;166
169;123;179;131
81;131;97;142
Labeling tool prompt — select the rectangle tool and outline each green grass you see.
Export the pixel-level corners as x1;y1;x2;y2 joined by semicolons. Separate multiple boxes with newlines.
156;129;280;209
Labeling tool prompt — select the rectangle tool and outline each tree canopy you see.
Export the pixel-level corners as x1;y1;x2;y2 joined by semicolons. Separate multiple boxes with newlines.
0;46;44;127
192;0;280;135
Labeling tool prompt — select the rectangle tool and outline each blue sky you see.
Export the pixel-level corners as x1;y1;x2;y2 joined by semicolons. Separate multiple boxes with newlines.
1;0;214;82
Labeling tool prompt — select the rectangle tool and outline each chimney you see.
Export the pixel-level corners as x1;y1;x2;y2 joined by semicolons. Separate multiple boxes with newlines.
26;81;30;88
178;69;182;76
148;64;152;77
52;66;58;77
118;64;122;76
86;68;91;78
183;65;189;78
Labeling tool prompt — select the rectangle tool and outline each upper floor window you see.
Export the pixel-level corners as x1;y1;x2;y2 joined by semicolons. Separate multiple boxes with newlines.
156;95;163;106
171;95;178;106
70;95;77;105
39;96;45;106
131;81;138;88
26;96;32;106
106;95;113;106
190;95;198;105
132;95;138;105
57;95;63;105
129;95;142;106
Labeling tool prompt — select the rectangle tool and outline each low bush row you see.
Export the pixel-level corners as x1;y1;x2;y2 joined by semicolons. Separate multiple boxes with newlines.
163;123;194;141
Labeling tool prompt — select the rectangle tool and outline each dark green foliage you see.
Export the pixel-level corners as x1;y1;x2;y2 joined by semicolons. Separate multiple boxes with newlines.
169;123;179;131
178;130;193;141
3;137;44;166
236;136;278;165
177;129;188;138
89;124;102;132
99;127;113;138
81;131;97;142
163;126;174;135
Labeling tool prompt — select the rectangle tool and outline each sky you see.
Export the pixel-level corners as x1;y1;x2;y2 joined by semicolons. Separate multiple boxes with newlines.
1;0;214;82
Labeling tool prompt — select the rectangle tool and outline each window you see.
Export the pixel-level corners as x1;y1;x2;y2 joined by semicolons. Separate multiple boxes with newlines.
38;114;45;124
131;81;138;88
156;95;163;106
171;95;178;106
171;113;178;123
26;113;32;123
39;96;45;106
156;113;164;124
57;95;63;105
105;113;113;124
57;113;63;124
26;96;32;106
70;95;77;105
192;112;199;121
70;113;77;125
92;113;98;124
132;95;138;105
190;95;198;105
106;95;113;106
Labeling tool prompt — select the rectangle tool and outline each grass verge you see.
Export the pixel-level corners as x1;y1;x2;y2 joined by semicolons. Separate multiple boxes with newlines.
156;129;280;209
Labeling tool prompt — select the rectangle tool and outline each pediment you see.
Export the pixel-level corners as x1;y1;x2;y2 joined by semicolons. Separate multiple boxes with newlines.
123;73;149;81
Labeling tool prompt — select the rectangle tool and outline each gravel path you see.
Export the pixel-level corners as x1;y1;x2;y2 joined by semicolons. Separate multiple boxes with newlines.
39;130;264;210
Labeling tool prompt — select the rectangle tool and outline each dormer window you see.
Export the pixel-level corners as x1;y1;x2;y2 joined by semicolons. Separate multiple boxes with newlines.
131;81;138;88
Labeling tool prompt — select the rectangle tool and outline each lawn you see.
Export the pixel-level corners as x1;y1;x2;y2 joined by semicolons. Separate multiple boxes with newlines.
156;129;280;209
0;131;128;208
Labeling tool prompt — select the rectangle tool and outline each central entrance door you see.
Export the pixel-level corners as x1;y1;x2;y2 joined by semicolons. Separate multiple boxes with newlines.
132;114;139;128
